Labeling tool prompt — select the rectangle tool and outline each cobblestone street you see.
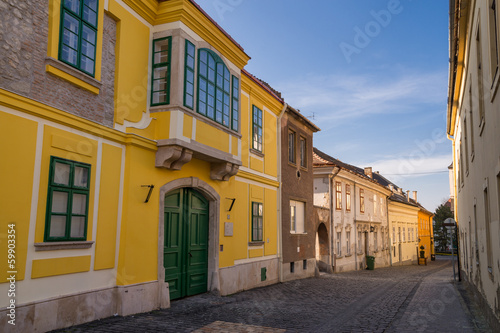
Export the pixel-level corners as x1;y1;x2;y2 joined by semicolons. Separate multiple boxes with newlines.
53;257;491;333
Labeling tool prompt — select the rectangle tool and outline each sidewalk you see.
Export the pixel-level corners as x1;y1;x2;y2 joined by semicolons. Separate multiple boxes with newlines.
386;260;479;332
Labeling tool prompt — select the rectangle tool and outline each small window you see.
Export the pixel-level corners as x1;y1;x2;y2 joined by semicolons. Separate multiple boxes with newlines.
290;261;295;273
360;188;365;213
252;106;263;151
335;182;342;210
290;200;305;233
184;40;195;109
288;130;296;164
358;231;362;252
346;184;351;211
45;157;91;241
346;231;351;254
252;202;263;241
151;37;172;106
59;0;98;76
299;137;306;168
303;259;307;270
336;232;341;256
374;231;378;251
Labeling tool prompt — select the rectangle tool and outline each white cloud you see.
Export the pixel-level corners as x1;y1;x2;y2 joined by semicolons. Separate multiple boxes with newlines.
366;154;452;182
277;70;447;124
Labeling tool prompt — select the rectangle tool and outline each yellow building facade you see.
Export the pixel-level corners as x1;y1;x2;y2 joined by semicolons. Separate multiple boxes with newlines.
417;208;434;260
0;0;283;331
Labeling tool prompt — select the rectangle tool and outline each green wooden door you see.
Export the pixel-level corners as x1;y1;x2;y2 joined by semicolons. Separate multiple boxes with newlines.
164;188;208;300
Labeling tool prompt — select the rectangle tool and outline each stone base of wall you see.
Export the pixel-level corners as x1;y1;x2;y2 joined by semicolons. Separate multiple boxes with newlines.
219;257;279;296
282;258;316;282
0;280;169;332
461;270;500;332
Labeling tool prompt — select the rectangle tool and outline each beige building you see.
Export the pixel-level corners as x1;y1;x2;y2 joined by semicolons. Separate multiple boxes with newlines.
448;0;500;330
313;149;392;272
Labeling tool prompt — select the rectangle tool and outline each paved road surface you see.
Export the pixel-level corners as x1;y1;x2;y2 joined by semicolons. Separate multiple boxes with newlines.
53;256;492;332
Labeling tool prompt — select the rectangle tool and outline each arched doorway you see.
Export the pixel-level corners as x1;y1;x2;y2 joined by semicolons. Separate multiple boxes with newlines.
159;178;220;300
316;223;331;272
164;188;209;300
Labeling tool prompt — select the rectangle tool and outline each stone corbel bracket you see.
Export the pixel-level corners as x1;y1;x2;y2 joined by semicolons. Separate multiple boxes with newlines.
156;139;241;181
211;162;239;181
156;145;193;170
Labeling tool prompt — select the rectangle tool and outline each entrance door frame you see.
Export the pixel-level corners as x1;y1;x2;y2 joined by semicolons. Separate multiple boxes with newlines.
158;177;220;299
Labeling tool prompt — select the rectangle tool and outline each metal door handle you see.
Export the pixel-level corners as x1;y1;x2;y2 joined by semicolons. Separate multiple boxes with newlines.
188;252;193;257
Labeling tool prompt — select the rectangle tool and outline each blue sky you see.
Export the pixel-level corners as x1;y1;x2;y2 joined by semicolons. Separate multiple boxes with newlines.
195;0;451;211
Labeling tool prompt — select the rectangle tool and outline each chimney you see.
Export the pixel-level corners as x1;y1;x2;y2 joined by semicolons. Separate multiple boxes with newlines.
406;190;410;202
413;191;417;202
364;167;373;178
397;187;402;194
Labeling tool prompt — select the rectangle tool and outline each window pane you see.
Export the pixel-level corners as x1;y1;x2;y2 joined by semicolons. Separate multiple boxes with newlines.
199;102;206;115
72;193;87;214
82;25;96;45
50;216;67;237
153;92;166;104
74;166;89;187
63;13;79;49
64;0;81;15
185;95;193;108
153;78;166;92
200;50;207;64
154;39;169;64
80;56;94;74
200;61;207;77
54;162;71;185
154;67;167;80
186;70;194;83
61;45;78;66
83;0;98;26
52;191;68;213
70;216;86;238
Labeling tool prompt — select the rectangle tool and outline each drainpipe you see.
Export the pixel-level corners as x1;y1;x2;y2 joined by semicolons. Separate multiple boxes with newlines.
329;168;340;273
277;103;287;282
354;182;358;270
387;195;392;267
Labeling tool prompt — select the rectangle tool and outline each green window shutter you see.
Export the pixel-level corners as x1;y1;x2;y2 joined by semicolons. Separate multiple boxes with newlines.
59;0;98;76
231;76;239;131
184;40;195;109
45;157;91;242
151;36;171;106
252;106;263;151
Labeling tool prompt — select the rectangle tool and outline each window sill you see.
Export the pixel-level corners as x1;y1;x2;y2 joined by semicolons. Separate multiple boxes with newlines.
248;241;264;246
34;241;95;251
250;148;264;158
290;232;307;235
345;253;353;257
45;57;101;94
335;255;343;259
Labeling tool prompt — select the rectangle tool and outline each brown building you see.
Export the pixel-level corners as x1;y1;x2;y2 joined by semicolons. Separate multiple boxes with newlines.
280;105;320;281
